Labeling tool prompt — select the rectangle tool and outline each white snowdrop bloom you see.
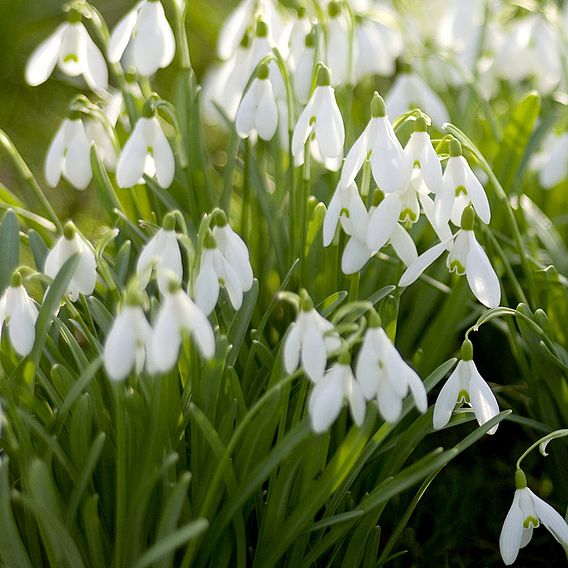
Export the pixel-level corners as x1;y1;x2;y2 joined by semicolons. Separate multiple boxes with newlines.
194;230;252;316
45;116;92;190
136;215;182;294
386;72;449;129
0;272;38;357
292;65;345;171
283;291;341;382
353;16;402;81
366;192;403;253
236;63;278;141
116;111;175;189
308;357;366;433
44;222;97;302
287;7;311;70
500;470;568;566
433;339;500;433
108;0;175;77
399;207;501;309
325;2;351;86
355;314;427;423
403;116;443;196
217;0;290;61
211;211;254;293
434;139;490;227
340;93;410;194
290;28;316;105
25;11;108;92
530;131;568;189
149;284;215;373
104;291;152;381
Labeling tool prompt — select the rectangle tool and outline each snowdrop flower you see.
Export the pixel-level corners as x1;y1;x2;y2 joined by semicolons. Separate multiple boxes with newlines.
434;139;490;227
211;210;253;293
308;354;366;433
116;105;175;189
325;2;351;86
500;469;568;565
290;28;316;105
530;130;568;189
149;282;215;373
104;288;152;381
355;312;427;423
0;271;38;357
236;63;278;141
44;222;97;302
386;72;449;129
283;290;341;382
399;206;501;309
136;213;182;294
194;227;252;315
108;0;175;77
45;113;92;190
287;6;311;69
292;64;345;171
25;10;108;91
433;339;500;433
340;93;409;194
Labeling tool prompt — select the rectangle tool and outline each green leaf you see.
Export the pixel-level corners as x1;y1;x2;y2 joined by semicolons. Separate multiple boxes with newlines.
493;91;541;194
0;209;19;292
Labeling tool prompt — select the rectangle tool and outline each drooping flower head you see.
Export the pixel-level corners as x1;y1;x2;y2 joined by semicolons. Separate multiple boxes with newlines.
104;286;152;381
116;99;175;189
283;289;341;382
500;469;568;565
433;339;500;433
0;271;38;357
292;64;345;171
108;0;175;77
136;212;183;294
44;221;97;302
25;9;108;92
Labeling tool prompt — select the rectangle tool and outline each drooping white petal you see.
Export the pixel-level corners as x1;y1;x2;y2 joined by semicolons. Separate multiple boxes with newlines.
236;81;259;138
406;367;427;413
45;120;68;187
399;241;448;288
464;165;491;224
308;367;345;433
283;322;301;374
323;186;343;247
148;118;175;188
376;377;403;423
500;491;524;566
465;232;501;308
82;29;109;92
156;230;183;294
366;193;401;251
466;360;500;434
217;0;254;60
314;86;344;160
346;374;366;427
63;120;92;190
220;254;244;310
104;307;139;380
117;120;148;187
342;237;371;275
195;252;220;315
108;7;138;63
531;490;568;546
301;317;327;382
256;80;278;141
71;239;97;299
150;297;183;372
291;99;315;159
433;364;462;429
355;330;380;399
156;3;176;67
214;226;253;291
390;224;418;267
177;292;216;359
58;23;85;77
25;24;66;86
340;125;370;189
9;293;37;357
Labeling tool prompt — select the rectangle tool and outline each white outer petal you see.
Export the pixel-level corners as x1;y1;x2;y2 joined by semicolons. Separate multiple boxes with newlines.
63;119;92;190
45;120;68;187
390;224;418;267
104;308;139;380
150;295;182;372
369;117;408;193
235;80;259;138
148;118;175;188
308;367;345;433
341;237;371;275
255;79;278;141
291;98;315;159
500;491;524;566
117;119;148;187
25;24;66;86
283;322;301;374
465;232;501;308
194;252;220;315
406;367;427;413
531;490;568;546
464;164;491;224
466;360;500;434
108;7;138;63
177;292;216;359
433;364;462;429
301;314;327;382
399;241;448;288
339;124;369;188
81;28;108;92
366;192;401;251
314;86;344;160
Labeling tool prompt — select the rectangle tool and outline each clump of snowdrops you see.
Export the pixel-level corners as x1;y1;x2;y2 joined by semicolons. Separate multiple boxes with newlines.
0;0;567;566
